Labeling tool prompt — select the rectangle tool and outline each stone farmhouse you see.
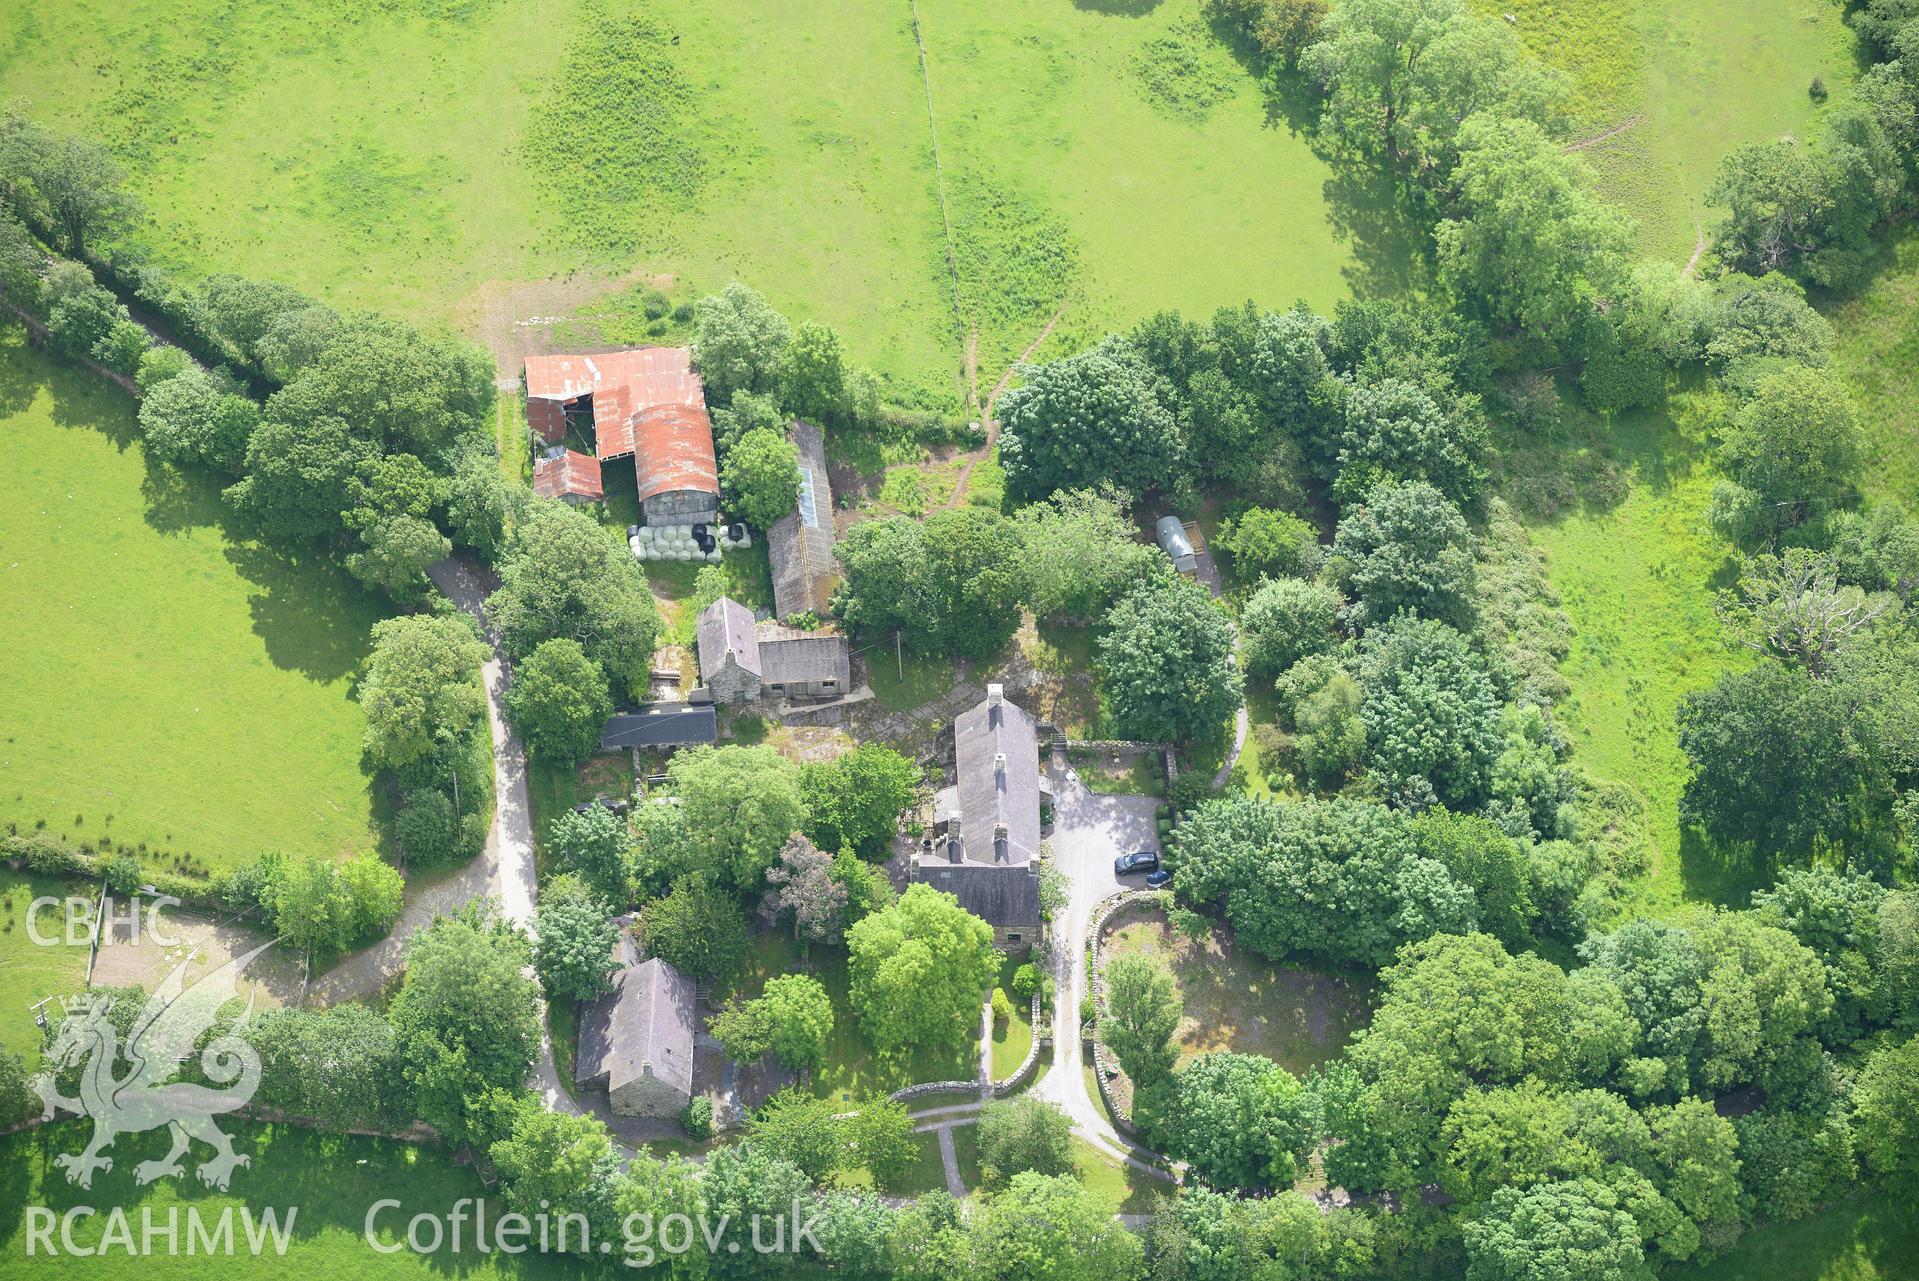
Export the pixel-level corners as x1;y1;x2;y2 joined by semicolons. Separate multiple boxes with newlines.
696;595;850;704
914;684;1049;953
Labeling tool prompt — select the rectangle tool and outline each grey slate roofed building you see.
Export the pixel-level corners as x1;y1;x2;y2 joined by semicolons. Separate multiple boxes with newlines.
574;957;698;1117
695;596;761;704
692;597;849;703
952;683;1043;867
600;703;719;750
914;683;1044;951
767;421;840;620
918;862;1043;937
754;621;851;696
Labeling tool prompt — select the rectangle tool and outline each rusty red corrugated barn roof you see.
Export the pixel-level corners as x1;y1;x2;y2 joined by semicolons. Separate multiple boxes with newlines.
523;347;717;500
532;449;605;501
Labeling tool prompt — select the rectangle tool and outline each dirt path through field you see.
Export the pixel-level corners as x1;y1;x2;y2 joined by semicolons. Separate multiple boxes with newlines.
1565;113;1642;152
942;305;1067;509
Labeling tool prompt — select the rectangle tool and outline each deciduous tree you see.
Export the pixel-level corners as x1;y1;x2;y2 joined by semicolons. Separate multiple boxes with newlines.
359;615;489;771
801;744;921;859
503;638;613;764
693;282;791;402
1097;574;1243;743
976;1096;1076;1187
846;884;999;1055
833;508;1028;661
1331;480;1477;628
721;426;801;528
487;501;663;701
998;336;1185;502
1100;952;1182;1086
668;744;808;889
533;895;620;1002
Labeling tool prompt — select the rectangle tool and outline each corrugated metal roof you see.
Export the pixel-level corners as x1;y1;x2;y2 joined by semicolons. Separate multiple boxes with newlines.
532;449;605;501
523;348;718;500
631;403;719;502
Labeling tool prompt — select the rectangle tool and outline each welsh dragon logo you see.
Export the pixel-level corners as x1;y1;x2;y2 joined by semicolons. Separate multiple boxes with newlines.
31;941;273;1191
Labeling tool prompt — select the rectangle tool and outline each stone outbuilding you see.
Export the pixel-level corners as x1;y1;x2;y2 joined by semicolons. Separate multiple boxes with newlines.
694;596;851;705
766;420;839;620
574;958;698;1118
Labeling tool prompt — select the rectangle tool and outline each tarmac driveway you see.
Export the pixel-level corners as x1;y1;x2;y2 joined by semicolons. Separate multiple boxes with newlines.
1031;756;1171;1170
1047;765;1163;909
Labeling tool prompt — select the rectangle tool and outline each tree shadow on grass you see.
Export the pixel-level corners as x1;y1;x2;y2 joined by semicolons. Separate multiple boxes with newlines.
1675;825;1767;908
1320;164;1430;302
225;539;382;685
1497;377;1716;526
1070;0;1163;15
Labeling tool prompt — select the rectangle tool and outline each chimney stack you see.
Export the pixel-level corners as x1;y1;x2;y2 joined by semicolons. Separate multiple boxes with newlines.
988;683;1004;706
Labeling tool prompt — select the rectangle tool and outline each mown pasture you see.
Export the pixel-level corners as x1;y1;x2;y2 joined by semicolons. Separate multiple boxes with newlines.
0;330;385;875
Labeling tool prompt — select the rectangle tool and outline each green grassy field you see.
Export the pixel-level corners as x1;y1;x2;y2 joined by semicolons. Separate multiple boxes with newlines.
1472;0;1862;264
988;955;1034;1082
0;870;92;1062
0;0;1386;407
0;1122;586;1278
1828;226;1919;507
1678;1199;1919;1281
0;330;385;876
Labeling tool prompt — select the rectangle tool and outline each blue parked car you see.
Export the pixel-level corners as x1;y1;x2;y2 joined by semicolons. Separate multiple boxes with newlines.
1144;868;1173;889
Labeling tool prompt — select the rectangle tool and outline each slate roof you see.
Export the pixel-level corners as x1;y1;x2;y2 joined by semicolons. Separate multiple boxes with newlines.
523;347;718;500
532;449;605;501
767;421;839;619
696;597;761;679
949;686;1042;867
919;863;1041;931
600;704;719;750
756;622;850;687
574;957;697;1098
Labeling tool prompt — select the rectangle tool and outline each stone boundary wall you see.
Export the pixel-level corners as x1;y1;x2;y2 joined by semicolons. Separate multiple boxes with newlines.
1059;741;1180;800
990;991;1049;1096
1085;890;1165;1133
1061;738;1170;754
888;1079;980;1104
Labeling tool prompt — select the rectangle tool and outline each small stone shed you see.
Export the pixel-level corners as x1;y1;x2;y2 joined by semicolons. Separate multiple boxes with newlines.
694;596;850;704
